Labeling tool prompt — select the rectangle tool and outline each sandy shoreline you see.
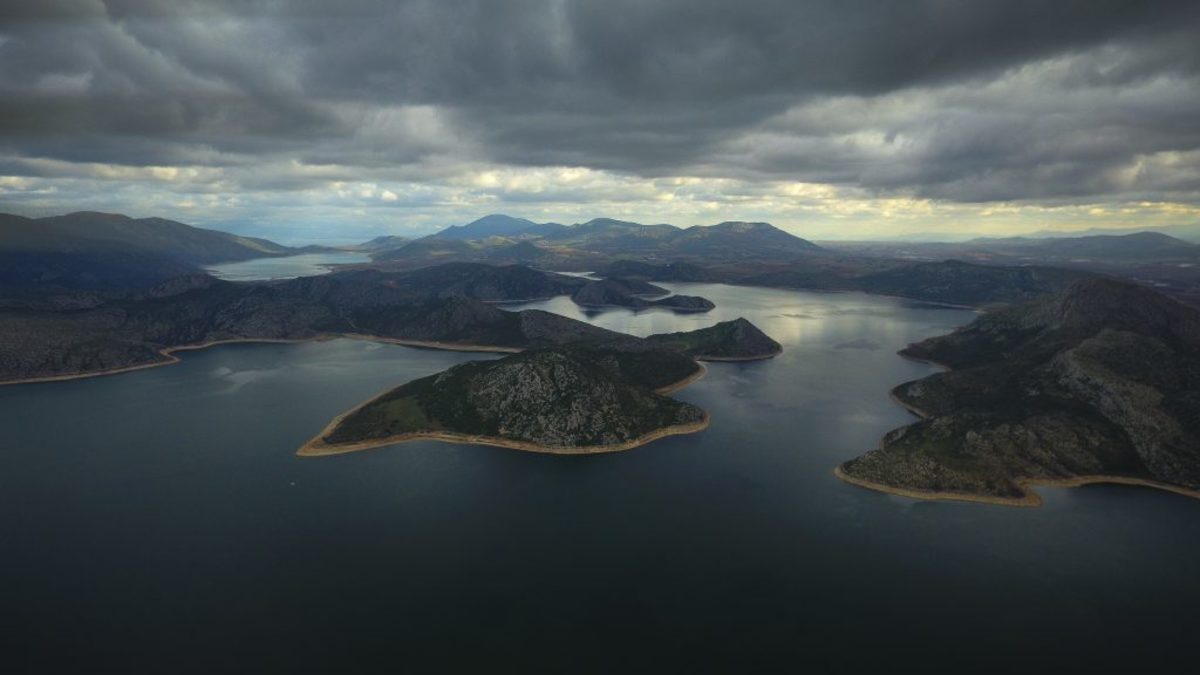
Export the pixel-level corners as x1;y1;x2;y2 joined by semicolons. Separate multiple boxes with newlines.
298;412;711;457
0;334;521;387
296;363;712;457
833;465;1200;507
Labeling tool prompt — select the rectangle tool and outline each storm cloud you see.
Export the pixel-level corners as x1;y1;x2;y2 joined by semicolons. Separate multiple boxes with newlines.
1;0;1198;239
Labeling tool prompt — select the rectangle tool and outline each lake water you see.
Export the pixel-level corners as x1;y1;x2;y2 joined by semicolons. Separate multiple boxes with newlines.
2;283;1197;672
204;252;371;281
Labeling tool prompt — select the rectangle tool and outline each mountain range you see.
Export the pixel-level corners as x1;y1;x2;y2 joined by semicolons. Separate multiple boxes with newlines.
0;211;323;290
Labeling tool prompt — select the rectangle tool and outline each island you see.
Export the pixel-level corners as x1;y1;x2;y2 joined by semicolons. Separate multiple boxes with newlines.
570;278;715;312
299;347;709;455
299;319;781;456
837;278;1200;506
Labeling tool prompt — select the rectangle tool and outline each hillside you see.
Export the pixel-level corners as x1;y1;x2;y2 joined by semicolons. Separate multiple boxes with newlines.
0;262;780;383
0;211;312;290
838;278;1200;505
388;263;585;301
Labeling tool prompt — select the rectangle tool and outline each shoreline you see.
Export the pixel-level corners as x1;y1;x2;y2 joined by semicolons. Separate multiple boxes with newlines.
833;465;1200;508
695;345;783;362
654;361;707;394
296;361;712;457
888;390;934;420
0;334;521;387
298;412;711;457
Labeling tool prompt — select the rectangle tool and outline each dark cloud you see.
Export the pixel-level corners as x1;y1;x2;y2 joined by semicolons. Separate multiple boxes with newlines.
0;0;1197;206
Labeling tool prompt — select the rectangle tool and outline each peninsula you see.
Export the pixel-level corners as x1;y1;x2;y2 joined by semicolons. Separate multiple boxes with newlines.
837;278;1200;506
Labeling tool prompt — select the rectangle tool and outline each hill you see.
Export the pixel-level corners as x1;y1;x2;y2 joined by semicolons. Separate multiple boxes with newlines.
0;211;312;291
300;347;708;455
838;278;1200;505
355;235;410;252
432;214;537;240
388;262;585;301
645;318;782;360
0;262;780;383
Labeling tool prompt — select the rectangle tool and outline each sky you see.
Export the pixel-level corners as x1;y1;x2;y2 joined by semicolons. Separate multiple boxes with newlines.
1;0;1199;244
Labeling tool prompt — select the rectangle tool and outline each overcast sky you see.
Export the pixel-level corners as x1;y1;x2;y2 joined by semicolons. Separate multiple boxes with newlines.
1;0;1198;242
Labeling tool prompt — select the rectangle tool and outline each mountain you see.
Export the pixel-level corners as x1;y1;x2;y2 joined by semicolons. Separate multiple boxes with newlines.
355;235;410;252
542;218;821;259
372;237;476;261
7;211;300;264
838;278;1200;505
668;221;823;257
388;262;585;301
969;231;1199;261
301;347;708;455
849;260;1091;306
483;240;548;261
0;211;311;291
432;214;538;240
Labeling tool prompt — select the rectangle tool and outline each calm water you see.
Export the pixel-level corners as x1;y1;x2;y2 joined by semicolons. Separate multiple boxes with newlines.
2;284;1197;672
204;251;370;280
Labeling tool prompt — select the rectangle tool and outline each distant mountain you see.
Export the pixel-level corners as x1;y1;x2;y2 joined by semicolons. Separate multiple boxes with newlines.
542;218;679;242
517;222;570;237
839;278;1200;505
850;260;1091;306
372;237;476;261
540;218;822;259
970;231;1199;260
0;211;308;291
668;221;823;257
355;235;410;252
9;211;300;264
432;214;538;240
483;240;548;261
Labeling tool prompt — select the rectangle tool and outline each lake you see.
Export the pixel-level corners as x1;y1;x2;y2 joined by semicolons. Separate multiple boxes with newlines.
204;251;371;281
1;283;1196;672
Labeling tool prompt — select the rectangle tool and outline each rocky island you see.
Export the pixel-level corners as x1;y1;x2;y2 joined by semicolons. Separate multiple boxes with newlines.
299;347;710;456
299;317;782;456
837;278;1200;506
570;278;715;312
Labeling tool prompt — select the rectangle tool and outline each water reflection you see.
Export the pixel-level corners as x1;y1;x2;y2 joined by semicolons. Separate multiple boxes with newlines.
1;283;1196;671
203;251;370;281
